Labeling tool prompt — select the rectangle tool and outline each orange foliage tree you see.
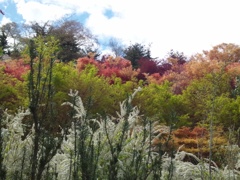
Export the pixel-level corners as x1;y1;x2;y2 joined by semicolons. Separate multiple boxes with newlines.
203;43;240;63
151;125;228;164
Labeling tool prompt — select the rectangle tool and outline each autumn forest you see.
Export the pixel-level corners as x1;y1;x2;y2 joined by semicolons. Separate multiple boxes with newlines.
0;20;240;179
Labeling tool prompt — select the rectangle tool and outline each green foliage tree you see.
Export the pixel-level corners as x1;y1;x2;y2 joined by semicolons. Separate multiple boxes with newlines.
182;72;232;126
210;95;240;129
51;61;139;119
25;35;67;180
74;65;139;117
134;82;188;127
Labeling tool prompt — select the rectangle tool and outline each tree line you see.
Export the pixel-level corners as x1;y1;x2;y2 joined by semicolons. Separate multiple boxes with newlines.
0;20;98;61
1;19;174;67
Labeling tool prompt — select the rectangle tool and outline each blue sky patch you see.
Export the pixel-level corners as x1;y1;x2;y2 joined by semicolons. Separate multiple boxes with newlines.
75;12;90;25
1;1;23;23
104;9;114;19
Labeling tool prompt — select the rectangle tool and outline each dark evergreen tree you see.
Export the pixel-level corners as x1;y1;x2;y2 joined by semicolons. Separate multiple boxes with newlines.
52;28;80;62
50;20;98;62
167;49;187;65
0;30;8;54
124;43;151;68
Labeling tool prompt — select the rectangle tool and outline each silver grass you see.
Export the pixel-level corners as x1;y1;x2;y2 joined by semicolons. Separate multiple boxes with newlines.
1;88;240;179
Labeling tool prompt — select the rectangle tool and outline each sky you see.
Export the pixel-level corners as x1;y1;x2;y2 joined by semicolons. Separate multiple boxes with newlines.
0;0;240;59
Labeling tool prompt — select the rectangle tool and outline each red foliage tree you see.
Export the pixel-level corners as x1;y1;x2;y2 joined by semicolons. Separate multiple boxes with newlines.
99;56;137;82
77;55;138;83
1;59;30;81
76;57;99;71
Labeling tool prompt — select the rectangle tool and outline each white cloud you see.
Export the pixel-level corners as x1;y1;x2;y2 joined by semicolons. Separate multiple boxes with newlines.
14;0;72;23
0;16;12;26
85;0;240;58
11;0;240;58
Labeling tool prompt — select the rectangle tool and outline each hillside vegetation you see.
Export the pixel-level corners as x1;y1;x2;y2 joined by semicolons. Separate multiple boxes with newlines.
0;21;240;179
